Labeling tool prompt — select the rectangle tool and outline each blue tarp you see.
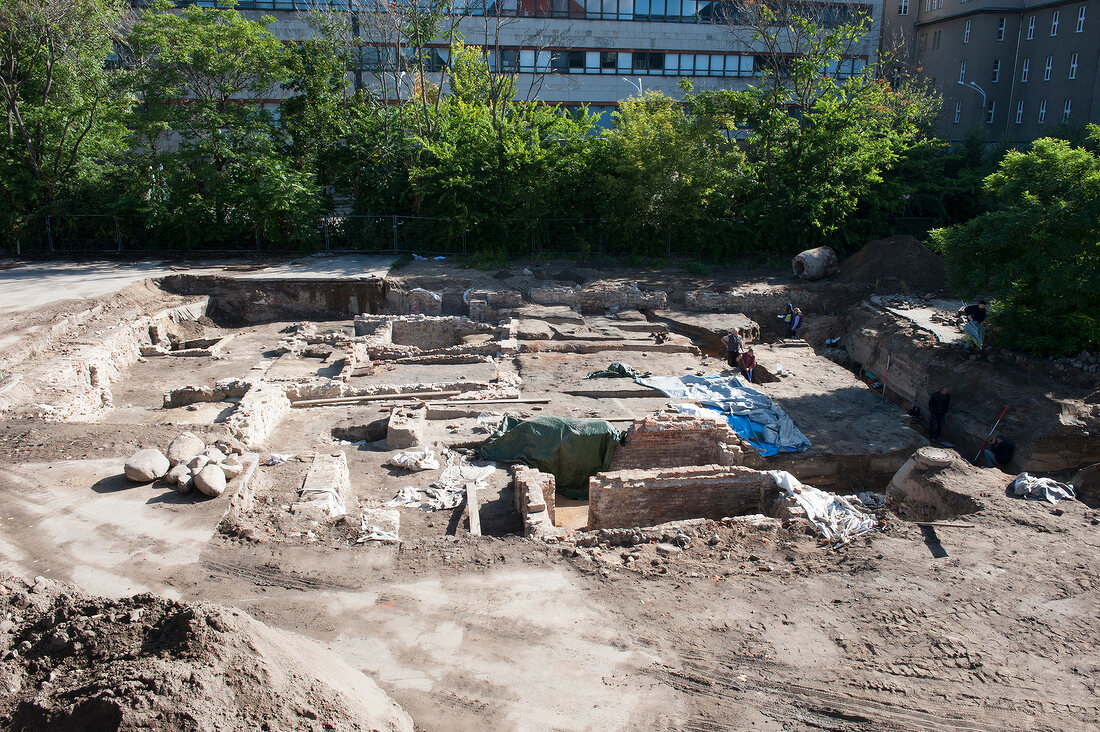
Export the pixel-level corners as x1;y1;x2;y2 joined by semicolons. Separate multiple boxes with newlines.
635;374;811;457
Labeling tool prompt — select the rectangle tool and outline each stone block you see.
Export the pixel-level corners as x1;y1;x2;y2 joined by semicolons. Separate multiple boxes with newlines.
386;407;426;449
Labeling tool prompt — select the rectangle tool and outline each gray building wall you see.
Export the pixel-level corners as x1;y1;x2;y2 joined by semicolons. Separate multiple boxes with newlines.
898;0;1099;141
231;2;884;108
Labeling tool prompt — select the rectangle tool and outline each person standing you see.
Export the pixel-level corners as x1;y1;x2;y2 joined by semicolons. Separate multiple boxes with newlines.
928;387;950;441
787;308;803;338
741;347;756;382
721;328;744;370
963;300;987;349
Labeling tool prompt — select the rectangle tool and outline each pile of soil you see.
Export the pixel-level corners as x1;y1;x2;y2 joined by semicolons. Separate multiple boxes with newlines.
840;235;948;294
0;573;413;732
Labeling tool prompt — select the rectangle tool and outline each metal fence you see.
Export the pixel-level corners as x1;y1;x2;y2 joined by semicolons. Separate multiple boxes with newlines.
6;213;935;259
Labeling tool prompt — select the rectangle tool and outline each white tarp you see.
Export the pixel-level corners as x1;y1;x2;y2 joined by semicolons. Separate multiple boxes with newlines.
1012;472;1076;504
386;450;495;511
638;374;810;456
386;448;440;471
766;470;878;544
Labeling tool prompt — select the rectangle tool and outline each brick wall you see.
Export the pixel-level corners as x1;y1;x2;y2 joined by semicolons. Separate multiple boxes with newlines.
588;465;776;529
609;413;745;471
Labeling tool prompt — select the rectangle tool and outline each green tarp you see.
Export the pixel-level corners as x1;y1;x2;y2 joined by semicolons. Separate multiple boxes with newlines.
478;416;625;498
585;362;652;379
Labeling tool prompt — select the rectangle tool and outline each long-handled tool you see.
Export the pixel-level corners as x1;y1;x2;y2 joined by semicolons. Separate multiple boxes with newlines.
973;405;1009;463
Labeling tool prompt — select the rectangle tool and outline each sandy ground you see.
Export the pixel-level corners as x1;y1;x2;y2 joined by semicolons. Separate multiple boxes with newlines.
1;261;1098;731
0;255;394;314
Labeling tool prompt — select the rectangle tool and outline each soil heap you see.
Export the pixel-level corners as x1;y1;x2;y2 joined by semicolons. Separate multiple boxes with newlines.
0;573;412;732
840;235;949;294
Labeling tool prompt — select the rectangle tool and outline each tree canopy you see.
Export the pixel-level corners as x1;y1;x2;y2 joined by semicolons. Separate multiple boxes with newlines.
931;127;1100;356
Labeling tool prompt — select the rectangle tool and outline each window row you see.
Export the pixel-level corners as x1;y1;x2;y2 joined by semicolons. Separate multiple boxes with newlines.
958;52;1081;84
171;0;868;25
952;7;1087;40
358;46;869;78
953;98;1073;125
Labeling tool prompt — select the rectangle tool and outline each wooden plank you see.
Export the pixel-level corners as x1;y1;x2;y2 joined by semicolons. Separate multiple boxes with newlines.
466;482;482;536
914;521;976;529
291;390;461;407
424;398;551;406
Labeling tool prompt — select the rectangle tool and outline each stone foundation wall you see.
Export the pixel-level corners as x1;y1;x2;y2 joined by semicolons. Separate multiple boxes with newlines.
513;466;559;538
529;284;667;314
609;414;745;471
588;465;775;530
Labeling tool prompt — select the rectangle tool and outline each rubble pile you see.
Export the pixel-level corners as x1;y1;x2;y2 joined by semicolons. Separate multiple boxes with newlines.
123;431;247;498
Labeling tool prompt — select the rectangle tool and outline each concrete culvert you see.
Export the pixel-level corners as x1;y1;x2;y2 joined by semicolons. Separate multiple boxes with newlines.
792;246;839;281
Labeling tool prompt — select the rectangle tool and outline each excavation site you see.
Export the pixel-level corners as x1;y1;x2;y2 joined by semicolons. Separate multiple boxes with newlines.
0;242;1098;732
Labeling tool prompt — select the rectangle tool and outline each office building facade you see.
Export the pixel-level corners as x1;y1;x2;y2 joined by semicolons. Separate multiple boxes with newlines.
185;0;882;114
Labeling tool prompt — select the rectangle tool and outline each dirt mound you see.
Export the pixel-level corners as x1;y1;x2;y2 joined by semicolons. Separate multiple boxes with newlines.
886;446;999;521
840;235;948;294
0;573;413;732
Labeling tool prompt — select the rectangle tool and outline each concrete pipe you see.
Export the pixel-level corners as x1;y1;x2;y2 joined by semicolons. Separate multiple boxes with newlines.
791;246;839;281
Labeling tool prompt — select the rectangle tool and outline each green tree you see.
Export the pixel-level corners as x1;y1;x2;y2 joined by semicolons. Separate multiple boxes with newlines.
692;4;939;250
930;129;1100;356
598;89;742;255
125;1;318;248
0;0;131;239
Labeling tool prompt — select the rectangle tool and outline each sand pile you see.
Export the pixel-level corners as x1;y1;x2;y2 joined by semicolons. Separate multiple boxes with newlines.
840;235;948;294
0;573;413;732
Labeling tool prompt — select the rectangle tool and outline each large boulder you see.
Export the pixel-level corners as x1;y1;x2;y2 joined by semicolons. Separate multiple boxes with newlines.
194;464;227;498
792;246;839;281
124;449;170;483
166;432;206;466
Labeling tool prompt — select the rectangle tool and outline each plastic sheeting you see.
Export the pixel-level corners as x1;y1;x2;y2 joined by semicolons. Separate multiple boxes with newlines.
767;470;878;545
386;448;440;471
638;374;810;457
478;416;625;497
386;451;494;511
1012;472;1077;504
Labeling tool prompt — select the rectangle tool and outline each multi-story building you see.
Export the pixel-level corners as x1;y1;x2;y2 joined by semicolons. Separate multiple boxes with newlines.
889;0;1099;142
188;0;883;117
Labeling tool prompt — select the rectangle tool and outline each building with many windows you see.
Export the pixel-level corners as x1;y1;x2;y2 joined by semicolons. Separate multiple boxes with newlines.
886;0;1099;141
185;0;882;116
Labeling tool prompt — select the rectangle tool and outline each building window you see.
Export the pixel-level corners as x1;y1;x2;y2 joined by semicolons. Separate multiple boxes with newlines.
954;100;961;123
600;51;617;70
937;0;942;8
898;0;908;15
1027;15;1035;39
1038;99;1047;123
1051;10;1060;35
1076;6;1086;32
964;20;971;43
1021;59;1030;81
933;30;941;49
1069;53;1078;78
1015;100;1024;123
959;60;966;83
632;52;665;73
997;17;1006;40
992;59;1000;82
1063;98;1072;122
985;101;995;124
925;0;931;11
1044;56;1053;80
